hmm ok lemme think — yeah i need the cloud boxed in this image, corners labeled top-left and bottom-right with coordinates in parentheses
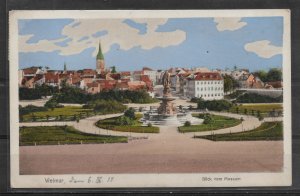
top-left (244, 40), bottom-right (282, 58)
top-left (214, 17), bottom-right (247, 31)
top-left (19, 19), bottom-right (186, 57)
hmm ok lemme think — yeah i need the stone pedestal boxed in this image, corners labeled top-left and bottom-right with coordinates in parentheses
top-left (157, 98), bottom-right (177, 116)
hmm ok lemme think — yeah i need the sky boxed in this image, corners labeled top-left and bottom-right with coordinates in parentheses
top-left (18, 17), bottom-right (283, 72)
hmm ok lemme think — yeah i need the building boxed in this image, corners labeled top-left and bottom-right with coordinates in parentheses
top-left (185, 72), bottom-right (224, 100)
top-left (44, 72), bottom-right (60, 87)
top-left (86, 82), bottom-right (101, 94)
top-left (238, 74), bottom-right (264, 89)
top-left (132, 71), bottom-right (142, 81)
top-left (142, 67), bottom-right (157, 85)
top-left (96, 42), bottom-right (105, 74)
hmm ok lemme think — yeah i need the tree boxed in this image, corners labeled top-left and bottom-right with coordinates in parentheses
top-left (254, 70), bottom-right (268, 82)
top-left (236, 107), bottom-right (239, 114)
top-left (267, 68), bottom-right (282, 82)
top-left (111, 66), bottom-right (117, 73)
top-left (224, 75), bottom-right (239, 94)
top-left (224, 75), bottom-right (233, 93)
top-left (254, 68), bottom-right (282, 82)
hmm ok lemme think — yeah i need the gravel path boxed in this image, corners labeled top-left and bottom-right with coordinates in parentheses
top-left (20, 126), bottom-right (283, 174)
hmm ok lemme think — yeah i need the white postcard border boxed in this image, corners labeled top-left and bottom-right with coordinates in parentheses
top-left (9, 9), bottom-right (291, 188)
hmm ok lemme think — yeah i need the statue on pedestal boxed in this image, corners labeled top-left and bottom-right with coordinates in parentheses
top-left (158, 71), bottom-right (176, 115)
top-left (162, 71), bottom-right (171, 96)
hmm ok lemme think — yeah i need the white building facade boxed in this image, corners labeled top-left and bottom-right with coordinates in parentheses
top-left (142, 67), bottom-right (157, 85)
top-left (185, 72), bottom-right (224, 100)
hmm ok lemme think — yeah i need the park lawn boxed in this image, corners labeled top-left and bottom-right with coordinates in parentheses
top-left (19, 126), bottom-right (127, 146)
top-left (232, 103), bottom-right (282, 112)
top-left (178, 114), bottom-right (241, 133)
top-left (22, 106), bottom-right (92, 121)
top-left (96, 114), bottom-right (159, 133)
top-left (196, 121), bottom-right (283, 141)
top-left (228, 103), bottom-right (283, 117)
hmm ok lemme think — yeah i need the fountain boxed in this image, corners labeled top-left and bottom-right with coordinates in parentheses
top-left (141, 71), bottom-right (203, 126)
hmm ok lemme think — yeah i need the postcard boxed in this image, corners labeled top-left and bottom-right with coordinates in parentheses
top-left (9, 9), bottom-right (291, 188)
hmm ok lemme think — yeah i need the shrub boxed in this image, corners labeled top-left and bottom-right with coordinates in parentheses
top-left (197, 99), bottom-right (233, 111)
top-left (236, 93), bottom-right (283, 103)
top-left (44, 98), bottom-right (59, 110)
top-left (85, 100), bottom-right (127, 114)
top-left (93, 89), bottom-right (157, 103)
top-left (116, 116), bottom-right (134, 126)
top-left (19, 87), bottom-right (42, 100)
top-left (148, 123), bottom-right (153, 127)
top-left (258, 116), bottom-right (264, 121)
top-left (19, 105), bottom-right (48, 116)
top-left (203, 114), bottom-right (213, 124)
top-left (184, 121), bottom-right (191, 127)
top-left (124, 107), bottom-right (136, 119)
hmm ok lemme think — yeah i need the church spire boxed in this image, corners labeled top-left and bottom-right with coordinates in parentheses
top-left (63, 62), bottom-right (67, 71)
top-left (96, 41), bottom-right (104, 60)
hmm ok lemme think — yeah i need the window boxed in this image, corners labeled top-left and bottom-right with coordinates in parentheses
top-left (201, 88), bottom-right (203, 91)
top-left (208, 94), bottom-right (210, 97)
top-left (204, 94), bottom-right (206, 97)
top-left (204, 82), bottom-right (206, 84)
top-left (201, 82), bottom-right (203, 84)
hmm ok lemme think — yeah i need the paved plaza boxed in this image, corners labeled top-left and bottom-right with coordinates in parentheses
top-left (20, 118), bottom-right (283, 175)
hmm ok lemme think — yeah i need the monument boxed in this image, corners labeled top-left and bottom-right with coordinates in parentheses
top-left (140, 71), bottom-right (203, 126)
top-left (157, 71), bottom-right (177, 116)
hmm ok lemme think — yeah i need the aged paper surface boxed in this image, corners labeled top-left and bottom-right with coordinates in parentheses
top-left (10, 10), bottom-right (291, 188)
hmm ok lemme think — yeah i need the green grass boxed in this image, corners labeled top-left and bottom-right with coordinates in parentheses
top-left (178, 114), bottom-right (241, 133)
top-left (96, 114), bottom-right (159, 133)
top-left (229, 103), bottom-right (283, 117)
top-left (22, 106), bottom-right (93, 121)
top-left (196, 121), bottom-right (283, 141)
top-left (19, 126), bottom-right (127, 146)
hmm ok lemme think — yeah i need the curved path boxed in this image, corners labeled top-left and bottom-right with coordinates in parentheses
top-left (184, 112), bottom-right (261, 137)
top-left (20, 111), bottom-right (282, 140)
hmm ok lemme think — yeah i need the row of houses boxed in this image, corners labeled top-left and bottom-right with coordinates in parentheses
top-left (167, 67), bottom-right (282, 100)
top-left (18, 66), bottom-right (155, 96)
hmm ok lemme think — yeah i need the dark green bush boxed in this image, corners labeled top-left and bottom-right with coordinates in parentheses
top-left (197, 99), bottom-right (233, 111)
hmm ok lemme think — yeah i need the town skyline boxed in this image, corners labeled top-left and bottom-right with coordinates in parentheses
top-left (18, 17), bottom-right (283, 72)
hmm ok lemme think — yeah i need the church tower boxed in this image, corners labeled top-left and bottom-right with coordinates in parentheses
top-left (63, 62), bottom-right (67, 71)
top-left (96, 42), bottom-right (105, 74)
